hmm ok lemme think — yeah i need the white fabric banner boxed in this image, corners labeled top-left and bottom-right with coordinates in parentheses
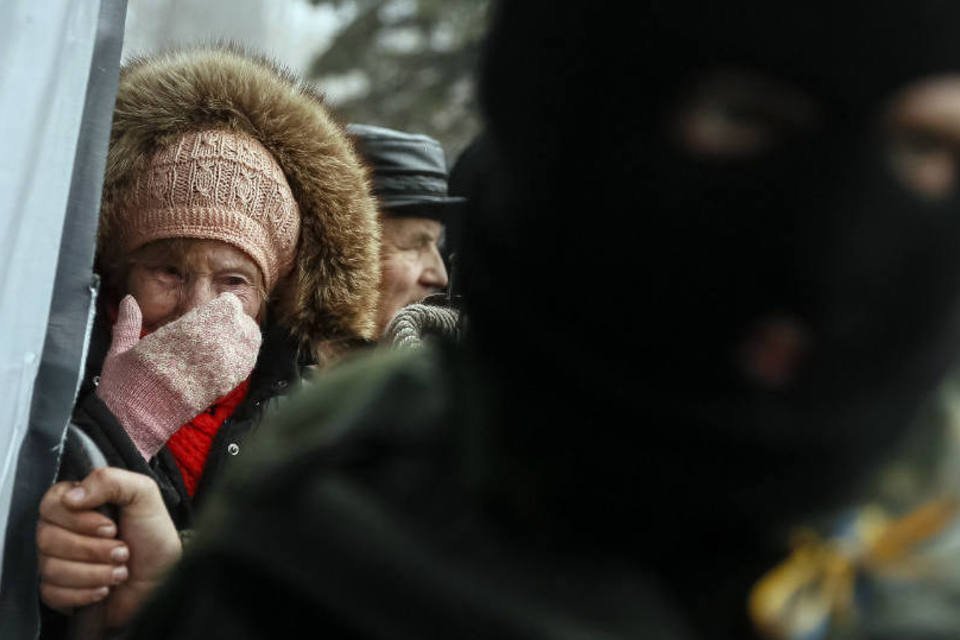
top-left (0, 0), bottom-right (103, 580)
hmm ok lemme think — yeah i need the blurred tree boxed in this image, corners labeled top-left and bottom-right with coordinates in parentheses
top-left (305, 0), bottom-right (489, 161)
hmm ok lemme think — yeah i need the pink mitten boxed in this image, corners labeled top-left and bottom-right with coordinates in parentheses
top-left (96, 293), bottom-right (262, 460)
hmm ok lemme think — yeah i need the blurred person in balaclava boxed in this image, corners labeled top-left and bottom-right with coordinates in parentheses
top-left (49, 2), bottom-right (960, 639)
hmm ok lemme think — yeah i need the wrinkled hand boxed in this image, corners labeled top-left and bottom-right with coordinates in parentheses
top-left (37, 467), bottom-right (181, 629)
top-left (97, 293), bottom-right (262, 459)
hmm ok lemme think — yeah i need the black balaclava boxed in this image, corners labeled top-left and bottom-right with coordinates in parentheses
top-left (462, 0), bottom-right (960, 595)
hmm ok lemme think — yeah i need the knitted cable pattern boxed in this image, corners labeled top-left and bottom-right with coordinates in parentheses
top-left (383, 303), bottom-right (461, 349)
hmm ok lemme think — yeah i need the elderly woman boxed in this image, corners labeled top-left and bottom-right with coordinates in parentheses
top-left (35, 46), bottom-right (379, 630)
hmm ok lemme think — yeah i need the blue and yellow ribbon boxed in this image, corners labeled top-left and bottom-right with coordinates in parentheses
top-left (748, 498), bottom-right (959, 640)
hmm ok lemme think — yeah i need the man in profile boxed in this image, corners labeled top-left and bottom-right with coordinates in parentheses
top-left (347, 124), bottom-right (464, 338)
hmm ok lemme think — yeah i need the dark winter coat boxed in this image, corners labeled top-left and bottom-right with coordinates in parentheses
top-left (122, 345), bottom-right (696, 640)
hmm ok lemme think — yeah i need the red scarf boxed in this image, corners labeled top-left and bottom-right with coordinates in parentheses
top-left (166, 379), bottom-right (250, 496)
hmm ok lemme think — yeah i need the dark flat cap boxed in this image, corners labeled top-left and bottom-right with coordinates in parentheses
top-left (347, 123), bottom-right (465, 221)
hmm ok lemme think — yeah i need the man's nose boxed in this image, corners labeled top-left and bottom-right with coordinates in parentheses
top-left (420, 247), bottom-right (449, 290)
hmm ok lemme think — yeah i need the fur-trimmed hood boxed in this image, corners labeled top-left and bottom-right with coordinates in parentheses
top-left (98, 45), bottom-right (381, 360)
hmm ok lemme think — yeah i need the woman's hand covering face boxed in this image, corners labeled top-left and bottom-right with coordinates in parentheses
top-left (96, 293), bottom-right (262, 460)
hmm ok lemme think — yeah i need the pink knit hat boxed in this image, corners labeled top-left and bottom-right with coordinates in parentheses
top-left (117, 128), bottom-right (301, 290)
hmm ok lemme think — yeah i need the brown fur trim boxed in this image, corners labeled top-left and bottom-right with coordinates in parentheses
top-left (99, 44), bottom-right (381, 359)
